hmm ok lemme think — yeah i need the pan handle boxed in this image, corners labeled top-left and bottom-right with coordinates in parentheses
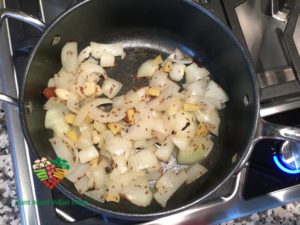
top-left (234, 119), bottom-right (300, 175)
top-left (0, 9), bottom-right (46, 106)
top-left (260, 119), bottom-right (300, 141)
top-left (0, 94), bottom-right (18, 106)
top-left (0, 8), bottom-right (46, 31)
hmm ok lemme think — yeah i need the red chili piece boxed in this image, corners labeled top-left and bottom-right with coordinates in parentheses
top-left (42, 87), bottom-right (56, 99)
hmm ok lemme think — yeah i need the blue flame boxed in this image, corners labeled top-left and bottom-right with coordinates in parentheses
top-left (273, 155), bottom-right (300, 174)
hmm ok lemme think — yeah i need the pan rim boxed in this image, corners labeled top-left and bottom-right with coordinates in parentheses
top-left (19, 0), bottom-right (260, 220)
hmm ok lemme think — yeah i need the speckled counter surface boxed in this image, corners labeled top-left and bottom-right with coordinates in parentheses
top-left (0, 111), bottom-right (20, 225)
top-left (0, 110), bottom-right (300, 225)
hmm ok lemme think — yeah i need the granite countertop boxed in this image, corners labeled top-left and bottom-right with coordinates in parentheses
top-left (0, 110), bottom-right (300, 225)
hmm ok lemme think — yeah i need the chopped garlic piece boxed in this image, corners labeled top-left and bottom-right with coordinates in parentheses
top-left (163, 60), bottom-right (172, 72)
top-left (147, 87), bottom-right (160, 97)
top-left (183, 103), bottom-right (199, 112)
top-left (107, 123), bottom-right (122, 135)
top-left (84, 115), bottom-right (94, 124)
top-left (196, 122), bottom-right (208, 136)
top-left (105, 193), bottom-right (120, 202)
top-left (67, 129), bottom-right (79, 143)
top-left (92, 130), bottom-right (102, 144)
top-left (64, 113), bottom-right (76, 124)
top-left (89, 157), bottom-right (99, 168)
top-left (152, 55), bottom-right (163, 65)
top-left (126, 109), bottom-right (135, 124)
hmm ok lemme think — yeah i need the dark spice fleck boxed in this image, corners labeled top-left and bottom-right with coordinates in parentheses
top-left (181, 122), bottom-right (190, 131)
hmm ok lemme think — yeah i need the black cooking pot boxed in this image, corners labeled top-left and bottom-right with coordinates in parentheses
top-left (1, 0), bottom-right (299, 221)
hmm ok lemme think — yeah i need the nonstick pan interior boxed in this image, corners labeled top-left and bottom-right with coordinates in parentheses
top-left (20, 0), bottom-right (259, 218)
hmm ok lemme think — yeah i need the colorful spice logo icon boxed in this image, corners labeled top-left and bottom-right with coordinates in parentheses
top-left (32, 157), bottom-right (70, 190)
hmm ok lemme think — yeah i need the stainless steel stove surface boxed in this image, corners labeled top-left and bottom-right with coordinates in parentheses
top-left (1, 0), bottom-right (300, 224)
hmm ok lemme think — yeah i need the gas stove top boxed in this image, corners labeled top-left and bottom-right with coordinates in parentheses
top-left (1, 0), bottom-right (300, 224)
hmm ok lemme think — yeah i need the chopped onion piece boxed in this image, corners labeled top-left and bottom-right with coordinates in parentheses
top-left (117, 171), bottom-right (146, 186)
top-left (185, 63), bottom-right (210, 83)
top-left (100, 52), bottom-right (115, 67)
top-left (43, 98), bottom-right (63, 111)
top-left (154, 170), bottom-right (187, 207)
top-left (90, 42), bottom-right (125, 58)
top-left (45, 108), bottom-right (70, 137)
top-left (205, 80), bottom-right (229, 103)
top-left (145, 163), bottom-right (163, 181)
top-left (149, 71), bottom-right (169, 89)
top-left (150, 118), bottom-right (166, 134)
top-left (85, 167), bottom-right (95, 188)
top-left (198, 96), bottom-right (224, 110)
top-left (66, 163), bottom-right (89, 182)
top-left (78, 46), bottom-right (91, 64)
top-left (128, 149), bottom-right (158, 171)
top-left (112, 95), bottom-right (125, 109)
top-left (147, 95), bottom-right (172, 112)
top-left (162, 80), bottom-right (181, 97)
top-left (109, 168), bottom-right (121, 181)
top-left (76, 133), bottom-right (93, 149)
top-left (194, 108), bottom-right (220, 136)
top-left (73, 98), bottom-right (112, 126)
top-left (186, 163), bottom-right (208, 184)
top-left (66, 92), bottom-right (80, 113)
top-left (184, 78), bottom-right (209, 97)
top-left (84, 188), bottom-right (106, 203)
top-left (133, 139), bottom-right (156, 150)
top-left (78, 145), bottom-right (99, 164)
top-left (48, 78), bottom-right (55, 87)
top-left (107, 170), bottom-right (146, 197)
top-left (104, 136), bottom-right (132, 156)
top-left (121, 176), bottom-right (152, 207)
top-left (49, 137), bottom-right (74, 167)
top-left (55, 88), bottom-right (69, 100)
top-left (169, 63), bottom-right (186, 81)
top-left (92, 165), bottom-right (108, 189)
top-left (137, 59), bottom-right (159, 78)
top-left (74, 176), bottom-right (89, 194)
top-left (122, 122), bottom-right (152, 141)
top-left (83, 81), bottom-right (96, 96)
top-left (167, 97), bottom-right (183, 117)
top-left (112, 155), bottom-right (128, 174)
top-left (102, 78), bottom-right (123, 98)
top-left (155, 137), bottom-right (174, 162)
top-left (105, 183), bottom-right (121, 203)
top-left (113, 90), bottom-right (141, 110)
top-left (124, 90), bottom-right (141, 108)
top-left (54, 70), bottom-right (76, 90)
top-left (173, 111), bottom-right (196, 139)
top-left (177, 136), bottom-right (213, 164)
top-left (85, 57), bottom-right (99, 65)
top-left (171, 136), bottom-right (191, 151)
top-left (92, 121), bottom-right (107, 134)
top-left (80, 61), bottom-right (106, 80)
top-left (61, 42), bottom-right (78, 73)
top-left (168, 48), bottom-right (193, 64)
top-left (89, 107), bottom-right (126, 123)
top-left (135, 87), bottom-right (149, 101)
top-left (185, 91), bottom-right (202, 104)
